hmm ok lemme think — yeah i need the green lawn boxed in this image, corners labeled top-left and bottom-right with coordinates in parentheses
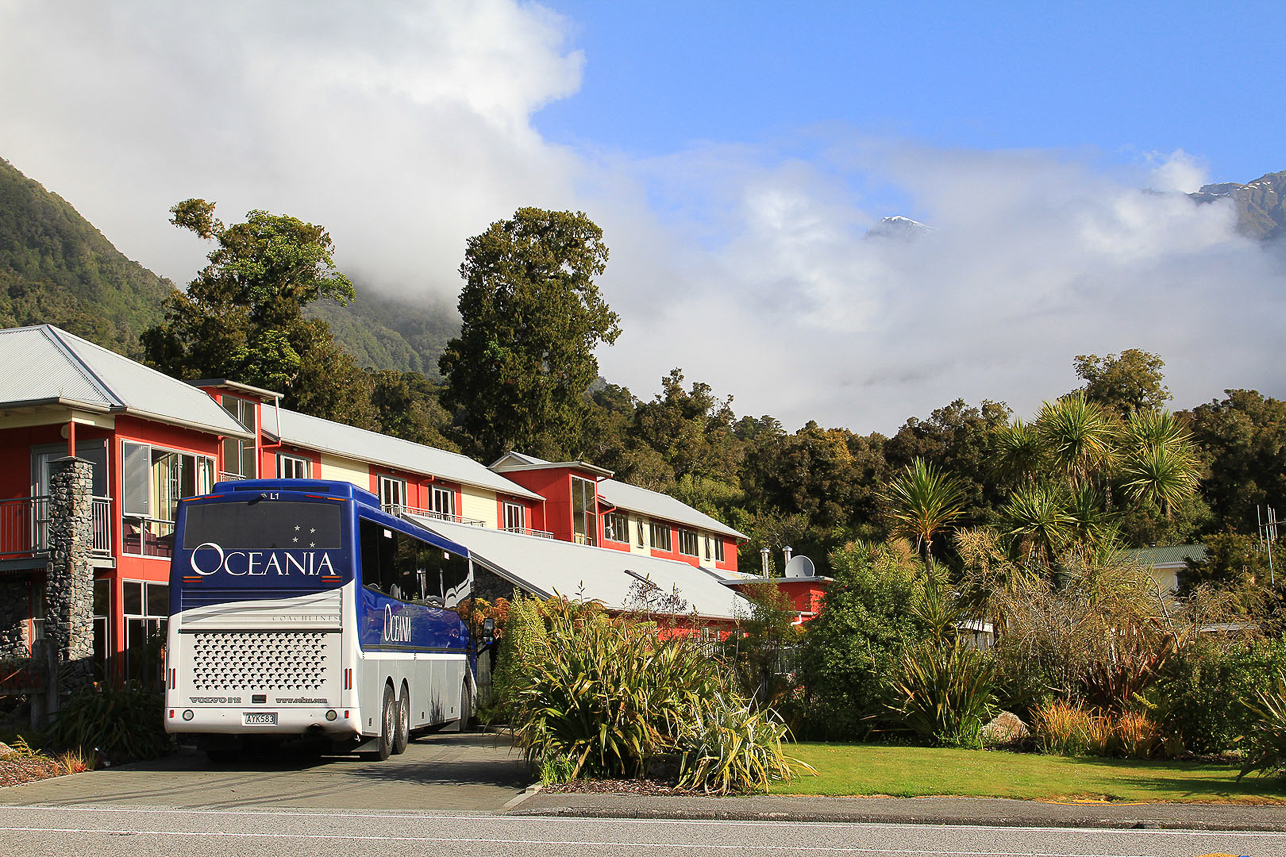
top-left (770, 743), bottom-right (1286, 803)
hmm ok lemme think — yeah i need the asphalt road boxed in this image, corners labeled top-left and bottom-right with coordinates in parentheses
top-left (1, 806), bottom-right (1283, 857)
top-left (0, 732), bottom-right (531, 811)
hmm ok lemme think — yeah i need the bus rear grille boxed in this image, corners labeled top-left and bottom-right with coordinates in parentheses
top-left (189, 631), bottom-right (330, 691)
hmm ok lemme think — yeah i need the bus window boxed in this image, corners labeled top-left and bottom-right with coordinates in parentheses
top-left (358, 518), bottom-right (470, 607)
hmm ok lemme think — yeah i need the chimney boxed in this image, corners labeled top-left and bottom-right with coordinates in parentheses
top-left (783, 546), bottom-right (793, 567)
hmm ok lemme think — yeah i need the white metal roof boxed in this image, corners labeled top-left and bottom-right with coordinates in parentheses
top-left (263, 403), bottom-right (543, 502)
top-left (0, 325), bottom-right (253, 438)
top-left (407, 515), bottom-right (750, 620)
top-left (597, 478), bottom-right (748, 540)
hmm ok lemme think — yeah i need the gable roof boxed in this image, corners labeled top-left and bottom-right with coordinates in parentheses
top-left (597, 478), bottom-right (748, 541)
top-left (263, 403), bottom-right (543, 502)
top-left (491, 451), bottom-right (747, 541)
top-left (0, 324), bottom-right (253, 438)
top-left (406, 514), bottom-right (749, 620)
top-left (490, 450), bottom-right (613, 478)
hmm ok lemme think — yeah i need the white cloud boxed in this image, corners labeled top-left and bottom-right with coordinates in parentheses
top-left (1, 1), bottom-right (1283, 436)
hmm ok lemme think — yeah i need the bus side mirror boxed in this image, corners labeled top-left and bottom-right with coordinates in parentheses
top-left (482, 617), bottom-right (495, 645)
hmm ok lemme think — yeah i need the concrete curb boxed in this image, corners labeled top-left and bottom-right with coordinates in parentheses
top-left (507, 793), bottom-right (1286, 832)
top-left (499, 782), bottom-right (543, 811)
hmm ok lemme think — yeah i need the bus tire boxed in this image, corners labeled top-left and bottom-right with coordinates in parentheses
top-left (362, 683), bottom-right (396, 761)
top-left (455, 680), bottom-right (472, 733)
top-left (391, 685), bottom-right (410, 756)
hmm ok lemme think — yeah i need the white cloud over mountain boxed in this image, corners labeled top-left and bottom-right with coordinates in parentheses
top-left (1, 0), bottom-right (1283, 434)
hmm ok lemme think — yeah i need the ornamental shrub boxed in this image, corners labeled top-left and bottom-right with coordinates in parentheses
top-left (1153, 635), bottom-right (1286, 755)
top-left (799, 540), bottom-right (934, 739)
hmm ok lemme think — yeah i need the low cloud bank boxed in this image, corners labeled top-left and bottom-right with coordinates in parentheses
top-left (1, 1), bottom-right (1281, 433)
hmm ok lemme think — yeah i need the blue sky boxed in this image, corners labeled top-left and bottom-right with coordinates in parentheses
top-left (538, 1), bottom-right (1283, 185)
top-left (1, 1), bottom-right (1284, 433)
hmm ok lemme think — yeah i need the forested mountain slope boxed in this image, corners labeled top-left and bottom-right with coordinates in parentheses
top-left (0, 158), bottom-right (172, 358)
top-left (0, 156), bottom-right (458, 373)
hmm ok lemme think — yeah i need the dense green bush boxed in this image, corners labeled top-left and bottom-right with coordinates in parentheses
top-left (45, 682), bottom-right (170, 763)
top-left (883, 641), bottom-right (997, 749)
top-left (1153, 635), bottom-right (1286, 755)
top-left (799, 540), bottom-right (933, 739)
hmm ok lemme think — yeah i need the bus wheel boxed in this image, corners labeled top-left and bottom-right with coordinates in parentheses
top-left (391, 687), bottom-right (410, 755)
top-left (455, 680), bottom-right (472, 733)
top-left (362, 684), bottom-right (396, 761)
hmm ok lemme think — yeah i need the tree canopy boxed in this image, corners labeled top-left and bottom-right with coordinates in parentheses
top-left (439, 208), bottom-right (621, 461)
top-left (142, 199), bottom-right (376, 427)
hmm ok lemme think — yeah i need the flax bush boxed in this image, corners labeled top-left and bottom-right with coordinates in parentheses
top-left (508, 602), bottom-right (808, 793)
top-left (45, 682), bottom-right (170, 763)
top-left (882, 641), bottom-right (997, 749)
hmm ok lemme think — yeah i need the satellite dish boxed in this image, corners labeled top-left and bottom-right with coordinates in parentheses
top-left (784, 556), bottom-right (815, 579)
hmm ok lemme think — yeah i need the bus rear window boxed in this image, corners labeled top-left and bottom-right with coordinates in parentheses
top-left (182, 501), bottom-right (343, 550)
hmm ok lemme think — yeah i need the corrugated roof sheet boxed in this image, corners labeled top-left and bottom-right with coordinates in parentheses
top-left (0, 325), bottom-right (252, 438)
top-left (598, 478), bottom-right (748, 540)
top-left (263, 403), bottom-right (543, 501)
top-left (407, 515), bottom-right (749, 620)
top-left (1123, 544), bottom-right (1207, 566)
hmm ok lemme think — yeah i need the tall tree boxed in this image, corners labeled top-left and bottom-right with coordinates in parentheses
top-left (1184, 389), bottom-right (1286, 533)
top-left (439, 208), bottom-right (620, 461)
top-left (1073, 349), bottom-right (1170, 418)
top-left (141, 199), bottom-right (376, 426)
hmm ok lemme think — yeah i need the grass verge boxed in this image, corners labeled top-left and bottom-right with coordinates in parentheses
top-left (769, 743), bottom-right (1286, 803)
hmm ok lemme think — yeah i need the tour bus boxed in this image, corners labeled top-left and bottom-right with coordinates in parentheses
top-left (163, 479), bottom-right (479, 761)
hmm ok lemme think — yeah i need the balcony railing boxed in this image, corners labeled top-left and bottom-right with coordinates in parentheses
top-left (502, 526), bottom-right (555, 539)
top-left (385, 503), bottom-right (485, 527)
top-left (0, 496), bottom-right (112, 560)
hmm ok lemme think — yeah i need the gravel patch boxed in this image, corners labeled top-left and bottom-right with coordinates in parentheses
top-left (0, 757), bottom-right (65, 789)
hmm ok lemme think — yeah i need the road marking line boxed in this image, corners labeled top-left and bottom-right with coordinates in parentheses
top-left (0, 826), bottom-right (1159, 855)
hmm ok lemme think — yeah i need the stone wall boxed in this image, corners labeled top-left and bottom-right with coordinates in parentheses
top-left (0, 579), bottom-right (30, 660)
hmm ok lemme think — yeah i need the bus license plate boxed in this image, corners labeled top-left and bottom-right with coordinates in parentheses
top-left (243, 712), bottom-right (277, 726)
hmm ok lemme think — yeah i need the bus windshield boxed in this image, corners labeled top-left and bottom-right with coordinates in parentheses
top-left (183, 501), bottom-right (343, 550)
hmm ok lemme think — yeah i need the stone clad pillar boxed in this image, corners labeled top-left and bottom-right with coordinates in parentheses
top-left (45, 456), bottom-right (95, 707)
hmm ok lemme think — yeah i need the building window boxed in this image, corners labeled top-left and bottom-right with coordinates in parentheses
top-left (277, 454), bottom-right (310, 479)
top-left (122, 442), bottom-right (213, 558)
top-left (123, 580), bottom-right (168, 685)
top-left (649, 521), bottom-right (671, 552)
top-left (604, 512), bottom-right (629, 543)
top-left (503, 502), bottom-right (525, 531)
top-left (378, 476), bottom-right (407, 513)
top-left (636, 519), bottom-right (646, 548)
top-left (704, 535), bottom-right (712, 561)
top-left (678, 528), bottom-right (699, 557)
top-left (571, 476), bottom-right (596, 546)
top-left (431, 485), bottom-right (456, 519)
top-left (219, 396), bottom-right (256, 480)
top-left (93, 578), bottom-right (109, 679)
top-left (715, 538), bottom-right (725, 563)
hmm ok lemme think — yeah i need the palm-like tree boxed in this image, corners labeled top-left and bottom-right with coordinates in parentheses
top-left (999, 482), bottom-right (1076, 569)
top-left (993, 418), bottom-right (1044, 485)
top-left (881, 457), bottom-right (969, 566)
top-left (1036, 393), bottom-right (1118, 490)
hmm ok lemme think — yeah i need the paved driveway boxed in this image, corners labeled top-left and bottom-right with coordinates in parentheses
top-left (0, 732), bottom-right (531, 812)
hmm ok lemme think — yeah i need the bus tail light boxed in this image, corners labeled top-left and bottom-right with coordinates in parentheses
top-left (168, 710), bottom-right (174, 719)
top-left (168, 668), bottom-right (177, 690)
top-left (344, 668), bottom-right (353, 690)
